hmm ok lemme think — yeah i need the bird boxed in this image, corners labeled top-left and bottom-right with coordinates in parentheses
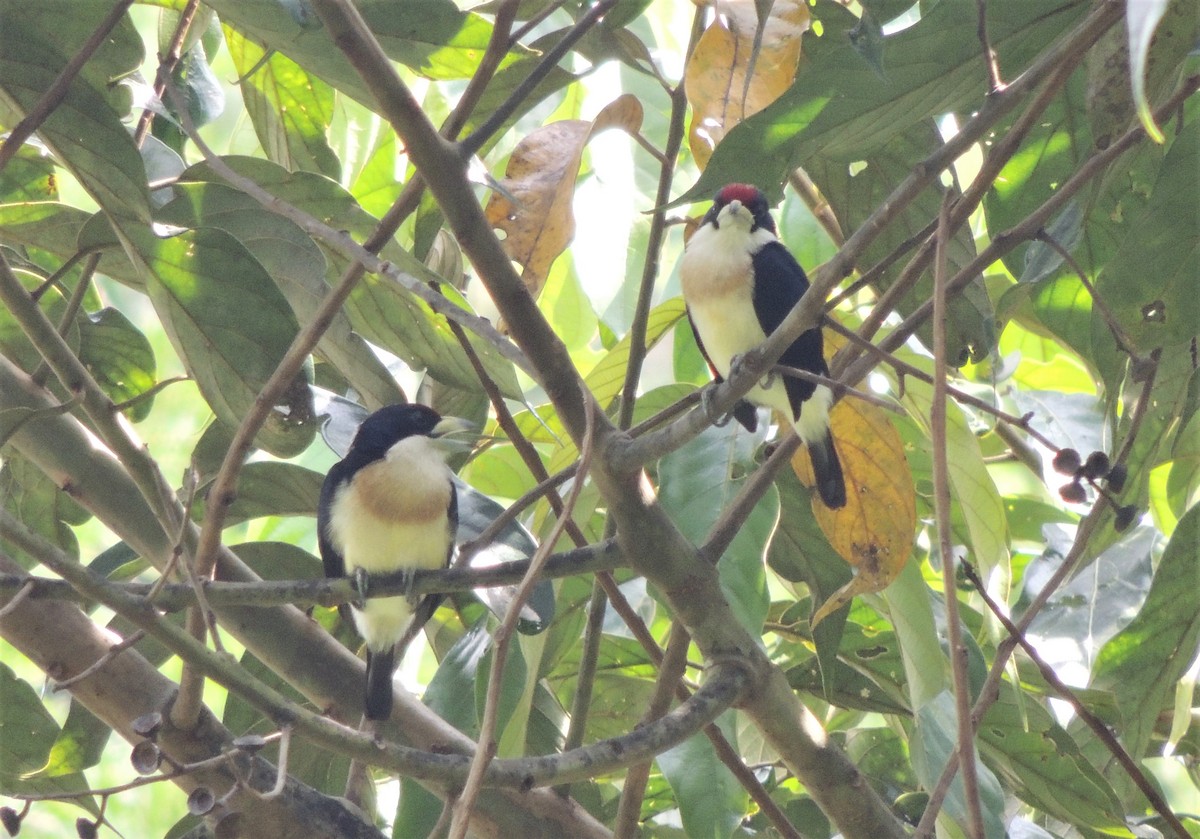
top-left (317, 404), bottom-right (473, 720)
top-left (680, 182), bottom-right (846, 509)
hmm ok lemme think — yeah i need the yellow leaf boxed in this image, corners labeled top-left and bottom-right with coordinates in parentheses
top-left (684, 0), bottom-right (809, 169)
top-left (484, 94), bottom-right (643, 300)
top-left (793, 389), bottom-right (916, 627)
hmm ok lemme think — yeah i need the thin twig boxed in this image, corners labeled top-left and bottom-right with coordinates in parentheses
top-left (133, 0), bottom-right (202, 145)
top-left (961, 562), bottom-right (1189, 837)
top-left (6, 732), bottom-right (280, 802)
top-left (930, 193), bottom-right (984, 839)
top-left (773, 364), bottom-right (901, 413)
top-left (258, 726), bottom-right (292, 800)
top-left (448, 395), bottom-right (597, 838)
top-left (0, 578), bottom-right (35, 619)
top-left (0, 0), bottom-right (136, 171)
top-left (31, 253), bottom-right (98, 386)
top-left (559, 577), bottom-right (609, 775)
top-left (835, 21), bottom-right (1092, 378)
top-left (788, 169), bottom-right (844, 246)
top-left (614, 622), bottom-right (692, 838)
top-left (1034, 228), bottom-right (1138, 355)
top-left (616, 4), bottom-right (705, 431)
top-left (915, 351), bottom-right (1162, 836)
top-left (109, 376), bottom-right (190, 414)
top-left (825, 320), bottom-right (1063, 452)
top-left (53, 630), bottom-right (146, 690)
top-left (169, 87), bottom-right (387, 583)
top-left (0, 543), bottom-right (621, 610)
top-left (460, 0), bottom-right (620, 158)
top-left (701, 434), bottom-right (801, 565)
top-left (856, 77), bottom-right (1200, 388)
top-left (975, 0), bottom-right (1005, 94)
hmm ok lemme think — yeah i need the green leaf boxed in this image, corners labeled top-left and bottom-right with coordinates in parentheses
top-left (0, 146), bottom-right (59, 201)
top-left (474, 636), bottom-right (529, 753)
top-left (178, 157), bottom-right (520, 398)
top-left (1023, 525), bottom-right (1155, 675)
top-left (222, 651), bottom-right (350, 797)
top-left (229, 541), bottom-right (322, 581)
top-left (424, 619), bottom-right (491, 739)
top-left (977, 690), bottom-right (1126, 830)
top-left (0, 9), bottom-right (149, 224)
top-left (37, 701), bottom-right (111, 779)
top-left (224, 28), bottom-right (340, 180)
top-left (657, 713), bottom-right (746, 839)
top-left (1126, 0), bottom-right (1171, 143)
top-left (0, 663), bottom-right (93, 806)
top-left (901, 372), bottom-right (1010, 581)
top-left (584, 297), bottom-right (687, 410)
top-left (768, 468), bottom-right (852, 699)
top-left (911, 691), bottom-right (1007, 839)
top-left (1091, 502), bottom-right (1200, 759)
top-left (985, 74), bottom-right (1089, 278)
top-left (658, 422), bottom-right (777, 635)
top-left (78, 307), bottom-right (157, 422)
top-left (0, 455), bottom-right (87, 570)
top-left (120, 224), bottom-right (314, 457)
top-left (881, 560), bottom-right (944, 710)
top-left (205, 0), bottom-right (526, 105)
top-left (157, 181), bottom-right (404, 410)
top-left (193, 462), bottom-right (323, 526)
top-left (684, 0), bottom-right (1088, 202)
top-left (1095, 119), bottom-right (1200, 351)
top-left (807, 120), bottom-right (994, 365)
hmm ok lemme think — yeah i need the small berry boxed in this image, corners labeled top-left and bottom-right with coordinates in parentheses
top-left (1, 806), bottom-right (22, 836)
top-left (75, 819), bottom-right (97, 839)
top-left (1082, 451), bottom-right (1111, 480)
top-left (1106, 463), bottom-right (1127, 494)
top-left (1113, 504), bottom-right (1138, 532)
top-left (1059, 480), bottom-right (1087, 504)
top-left (1052, 448), bottom-right (1082, 475)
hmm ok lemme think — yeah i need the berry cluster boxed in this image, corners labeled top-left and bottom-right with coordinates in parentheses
top-left (1052, 448), bottom-right (1137, 531)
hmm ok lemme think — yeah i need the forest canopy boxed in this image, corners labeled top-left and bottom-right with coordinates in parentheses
top-left (0, 1), bottom-right (1198, 838)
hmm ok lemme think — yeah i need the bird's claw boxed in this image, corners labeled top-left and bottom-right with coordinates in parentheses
top-left (352, 567), bottom-right (369, 610)
top-left (730, 351), bottom-right (775, 389)
top-left (700, 385), bottom-right (733, 428)
top-left (401, 569), bottom-right (420, 608)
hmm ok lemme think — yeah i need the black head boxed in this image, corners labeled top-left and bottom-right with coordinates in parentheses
top-left (704, 183), bottom-right (776, 234)
top-left (347, 403), bottom-right (444, 462)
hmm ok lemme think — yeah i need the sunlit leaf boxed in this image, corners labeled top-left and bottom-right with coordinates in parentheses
top-left (684, 0), bottom-right (809, 169)
top-left (1092, 502), bottom-right (1200, 759)
top-left (225, 28), bottom-right (340, 180)
top-left (485, 94), bottom-right (644, 300)
top-left (797, 334), bottom-right (916, 623)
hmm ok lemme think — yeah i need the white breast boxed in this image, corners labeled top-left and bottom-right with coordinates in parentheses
top-left (327, 436), bottom-right (454, 649)
top-left (681, 221), bottom-right (795, 420)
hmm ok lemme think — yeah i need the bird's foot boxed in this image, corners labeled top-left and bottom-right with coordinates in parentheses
top-left (400, 569), bottom-right (420, 608)
top-left (700, 384), bottom-right (733, 428)
top-left (730, 351), bottom-right (775, 389)
top-left (351, 567), bottom-right (369, 610)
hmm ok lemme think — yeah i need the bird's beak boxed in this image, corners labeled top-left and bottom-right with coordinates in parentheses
top-left (430, 416), bottom-right (480, 455)
top-left (720, 199), bottom-right (746, 223)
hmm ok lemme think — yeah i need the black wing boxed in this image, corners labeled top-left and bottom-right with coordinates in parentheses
top-left (317, 459), bottom-right (351, 580)
top-left (686, 306), bottom-right (760, 433)
top-left (749, 241), bottom-right (828, 420)
top-left (445, 478), bottom-right (458, 567)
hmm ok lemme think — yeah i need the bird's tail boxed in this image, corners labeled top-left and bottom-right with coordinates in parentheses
top-left (364, 646), bottom-right (396, 721)
top-left (808, 430), bottom-right (846, 509)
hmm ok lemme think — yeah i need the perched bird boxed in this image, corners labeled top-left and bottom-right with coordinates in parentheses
top-left (318, 404), bottom-right (473, 720)
top-left (680, 183), bottom-right (846, 509)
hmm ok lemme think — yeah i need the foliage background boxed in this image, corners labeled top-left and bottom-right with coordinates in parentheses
top-left (0, 0), bottom-right (1197, 838)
